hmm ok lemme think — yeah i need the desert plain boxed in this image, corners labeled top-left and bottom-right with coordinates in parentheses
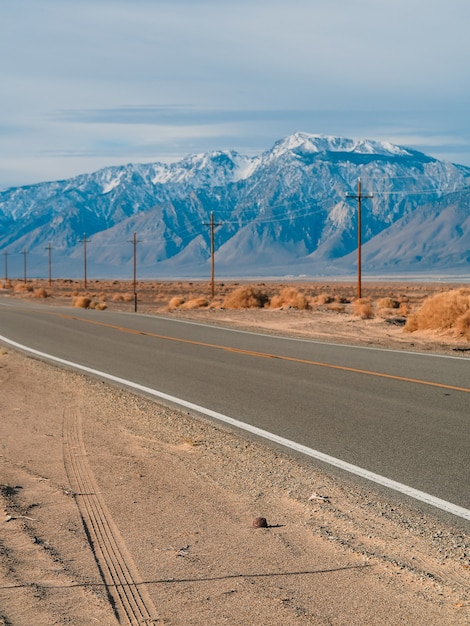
top-left (0, 278), bottom-right (469, 625)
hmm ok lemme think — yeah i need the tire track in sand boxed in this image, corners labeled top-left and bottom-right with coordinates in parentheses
top-left (63, 407), bottom-right (158, 625)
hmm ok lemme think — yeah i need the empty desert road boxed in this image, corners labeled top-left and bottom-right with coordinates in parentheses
top-left (1, 297), bottom-right (469, 525)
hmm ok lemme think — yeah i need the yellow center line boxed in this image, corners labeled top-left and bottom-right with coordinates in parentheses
top-left (55, 312), bottom-right (470, 394)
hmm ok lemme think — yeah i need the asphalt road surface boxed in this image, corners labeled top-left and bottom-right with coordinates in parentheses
top-left (1, 297), bottom-right (469, 525)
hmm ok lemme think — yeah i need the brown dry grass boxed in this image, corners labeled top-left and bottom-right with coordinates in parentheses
top-left (314, 292), bottom-right (335, 305)
top-left (405, 288), bottom-right (470, 339)
top-left (352, 298), bottom-right (374, 319)
top-left (167, 295), bottom-right (186, 309)
top-left (456, 310), bottom-right (470, 338)
top-left (397, 302), bottom-right (411, 315)
top-left (222, 285), bottom-right (270, 309)
top-left (269, 287), bottom-right (310, 309)
top-left (72, 296), bottom-right (92, 309)
top-left (13, 282), bottom-right (33, 293)
top-left (72, 295), bottom-right (107, 310)
top-left (326, 302), bottom-right (346, 313)
top-left (33, 287), bottom-right (49, 298)
top-left (376, 297), bottom-right (400, 309)
top-left (90, 301), bottom-right (108, 310)
top-left (111, 292), bottom-right (134, 302)
top-left (180, 297), bottom-right (210, 309)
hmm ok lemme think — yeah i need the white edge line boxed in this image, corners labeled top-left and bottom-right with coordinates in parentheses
top-left (2, 333), bottom-right (469, 523)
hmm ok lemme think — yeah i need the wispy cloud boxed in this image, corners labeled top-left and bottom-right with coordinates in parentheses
top-left (58, 106), bottom-right (314, 126)
top-left (1, 0), bottom-right (470, 185)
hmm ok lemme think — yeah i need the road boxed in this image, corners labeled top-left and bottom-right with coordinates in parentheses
top-left (1, 296), bottom-right (469, 524)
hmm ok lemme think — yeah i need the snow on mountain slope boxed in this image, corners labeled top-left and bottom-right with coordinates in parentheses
top-left (0, 133), bottom-right (469, 278)
top-left (271, 132), bottom-right (414, 158)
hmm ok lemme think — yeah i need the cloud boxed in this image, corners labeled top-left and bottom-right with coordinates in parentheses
top-left (1, 0), bottom-right (470, 186)
top-left (58, 107), bottom-right (294, 125)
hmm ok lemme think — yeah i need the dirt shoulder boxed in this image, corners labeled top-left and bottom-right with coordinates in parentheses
top-left (0, 337), bottom-right (469, 624)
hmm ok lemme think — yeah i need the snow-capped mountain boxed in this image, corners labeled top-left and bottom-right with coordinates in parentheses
top-left (1, 132), bottom-right (469, 279)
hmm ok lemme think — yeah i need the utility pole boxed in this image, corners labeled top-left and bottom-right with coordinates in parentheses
top-left (127, 232), bottom-right (141, 312)
top-left (80, 233), bottom-right (91, 290)
top-left (45, 243), bottom-right (53, 286)
top-left (203, 212), bottom-right (222, 297)
top-left (22, 248), bottom-right (28, 283)
top-left (346, 178), bottom-right (373, 299)
top-left (3, 251), bottom-right (8, 281)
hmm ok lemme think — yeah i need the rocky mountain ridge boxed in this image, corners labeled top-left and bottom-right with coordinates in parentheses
top-left (1, 132), bottom-right (469, 278)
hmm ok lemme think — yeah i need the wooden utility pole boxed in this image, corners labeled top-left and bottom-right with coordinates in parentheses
top-left (346, 179), bottom-right (373, 299)
top-left (22, 248), bottom-right (28, 283)
top-left (45, 243), bottom-right (53, 286)
top-left (203, 212), bottom-right (222, 297)
top-left (128, 232), bottom-right (141, 312)
top-left (3, 251), bottom-right (8, 281)
top-left (80, 233), bottom-right (91, 290)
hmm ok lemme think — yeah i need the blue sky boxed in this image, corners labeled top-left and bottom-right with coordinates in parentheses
top-left (1, 0), bottom-right (470, 187)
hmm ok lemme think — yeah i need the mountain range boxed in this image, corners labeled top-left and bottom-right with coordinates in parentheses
top-left (1, 132), bottom-right (469, 280)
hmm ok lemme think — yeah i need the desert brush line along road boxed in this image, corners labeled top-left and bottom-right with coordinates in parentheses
top-left (0, 297), bottom-right (469, 527)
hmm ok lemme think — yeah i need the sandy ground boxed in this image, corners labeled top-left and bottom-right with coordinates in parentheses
top-left (0, 281), bottom-right (469, 625)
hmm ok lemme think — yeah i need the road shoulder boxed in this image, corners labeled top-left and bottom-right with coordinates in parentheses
top-left (0, 349), bottom-right (468, 625)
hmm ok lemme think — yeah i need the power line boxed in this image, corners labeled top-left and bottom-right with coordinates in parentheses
top-left (110, 182), bottom-right (468, 245)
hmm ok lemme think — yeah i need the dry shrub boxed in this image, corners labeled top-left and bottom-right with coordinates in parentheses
top-left (223, 286), bottom-right (269, 309)
top-left (72, 296), bottom-right (92, 309)
top-left (376, 297), bottom-right (400, 309)
top-left (14, 282), bottom-right (33, 293)
top-left (456, 310), bottom-right (470, 339)
top-left (315, 293), bottom-right (335, 305)
top-left (326, 302), bottom-right (346, 313)
top-left (270, 287), bottom-right (309, 310)
top-left (404, 288), bottom-right (470, 338)
top-left (208, 298), bottom-right (224, 309)
top-left (352, 298), bottom-right (374, 319)
top-left (89, 301), bottom-right (107, 310)
top-left (33, 287), bottom-right (49, 298)
top-left (1, 280), bottom-right (12, 289)
top-left (180, 297), bottom-right (209, 310)
top-left (111, 292), bottom-right (134, 302)
top-left (398, 302), bottom-right (411, 315)
top-left (168, 296), bottom-right (185, 309)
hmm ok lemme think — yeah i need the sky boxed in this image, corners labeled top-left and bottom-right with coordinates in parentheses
top-left (1, 0), bottom-right (470, 188)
